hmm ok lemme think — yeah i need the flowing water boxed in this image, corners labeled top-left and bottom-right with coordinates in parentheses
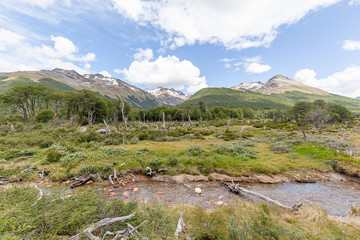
top-left (106, 176), bottom-right (360, 216)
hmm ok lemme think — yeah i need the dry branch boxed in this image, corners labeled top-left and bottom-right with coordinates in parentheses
top-left (69, 213), bottom-right (146, 240)
top-left (225, 181), bottom-right (302, 211)
top-left (71, 174), bottom-right (99, 189)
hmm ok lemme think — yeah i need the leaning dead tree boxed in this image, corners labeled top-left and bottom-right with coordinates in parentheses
top-left (96, 120), bottom-right (111, 134)
top-left (225, 181), bottom-right (302, 211)
top-left (69, 213), bottom-right (146, 240)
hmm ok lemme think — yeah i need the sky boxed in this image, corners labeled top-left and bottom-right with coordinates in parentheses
top-left (0, 0), bottom-right (360, 97)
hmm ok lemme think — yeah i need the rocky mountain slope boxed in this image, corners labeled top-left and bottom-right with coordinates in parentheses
top-left (145, 87), bottom-right (189, 106)
top-left (232, 75), bottom-right (329, 95)
top-left (0, 69), bottom-right (162, 109)
top-left (232, 81), bottom-right (263, 91)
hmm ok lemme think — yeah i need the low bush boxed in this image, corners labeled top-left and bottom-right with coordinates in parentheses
top-left (46, 150), bottom-right (63, 163)
top-left (216, 142), bottom-right (257, 159)
top-left (148, 158), bottom-right (163, 170)
top-left (187, 145), bottom-right (204, 156)
top-left (60, 152), bottom-right (87, 165)
top-left (167, 156), bottom-right (178, 167)
top-left (270, 143), bottom-right (293, 153)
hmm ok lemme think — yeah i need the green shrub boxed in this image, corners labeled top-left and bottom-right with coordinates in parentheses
top-left (77, 165), bottom-right (98, 176)
top-left (1, 149), bottom-right (37, 160)
top-left (188, 145), bottom-right (203, 156)
top-left (60, 152), bottom-right (87, 165)
top-left (148, 158), bottom-right (163, 170)
top-left (138, 133), bottom-right (149, 140)
top-left (216, 142), bottom-right (257, 159)
top-left (46, 150), bottom-right (63, 163)
top-left (100, 146), bottom-right (126, 157)
top-left (223, 130), bottom-right (239, 141)
top-left (35, 110), bottom-right (54, 123)
top-left (167, 156), bottom-right (178, 167)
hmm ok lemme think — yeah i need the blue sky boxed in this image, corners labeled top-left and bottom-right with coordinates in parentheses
top-left (0, 0), bottom-right (360, 97)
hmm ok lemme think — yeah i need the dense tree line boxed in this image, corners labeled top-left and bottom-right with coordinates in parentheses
top-left (0, 84), bottom-right (354, 127)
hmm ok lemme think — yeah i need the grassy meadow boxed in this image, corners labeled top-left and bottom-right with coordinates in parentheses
top-left (1, 117), bottom-right (360, 239)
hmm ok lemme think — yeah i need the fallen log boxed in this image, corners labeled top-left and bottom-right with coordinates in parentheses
top-left (13, 155), bottom-right (35, 161)
top-left (69, 212), bottom-right (146, 240)
top-left (32, 184), bottom-right (43, 206)
top-left (71, 174), bottom-right (99, 189)
top-left (224, 181), bottom-right (302, 211)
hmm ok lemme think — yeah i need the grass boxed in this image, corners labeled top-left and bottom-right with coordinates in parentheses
top-left (0, 186), bottom-right (359, 239)
top-left (1, 121), bottom-right (360, 180)
top-left (1, 120), bottom-right (360, 238)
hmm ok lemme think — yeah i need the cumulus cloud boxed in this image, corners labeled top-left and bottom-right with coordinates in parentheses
top-left (0, 28), bottom-right (95, 74)
top-left (120, 55), bottom-right (207, 94)
top-left (112, 0), bottom-right (339, 50)
top-left (133, 48), bottom-right (153, 61)
top-left (294, 66), bottom-right (360, 97)
top-left (343, 40), bottom-right (360, 50)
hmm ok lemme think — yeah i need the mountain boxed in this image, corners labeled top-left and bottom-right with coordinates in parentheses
top-left (232, 74), bottom-right (328, 95)
top-left (145, 87), bottom-right (189, 106)
top-left (232, 81), bottom-right (263, 91)
top-left (0, 69), bottom-right (163, 109)
top-left (179, 75), bottom-right (360, 114)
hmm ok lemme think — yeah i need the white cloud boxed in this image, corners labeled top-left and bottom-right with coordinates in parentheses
top-left (342, 40), bottom-right (360, 50)
top-left (349, 0), bottom-right (360, 6)
top-left (219, 58), bottom-right (235, 63)
top-left (224, 55), bottom-right (271, 73)
top-left (99, 70), bottom-right (112, 77)
top-left (133, 48), bottom-right (153, 61)
top-left (0, 28), bottom-right (25, 51)
top-left (120, 55), bottom-right (207, 94)
top-left (294, 66), bottom-right (360, 97)
top-left (0, 28), bottom-right (95, 74)
top-left (112, 0), bottom-right (340, 50)
top-left (245, 62), bottom-right (272, 74)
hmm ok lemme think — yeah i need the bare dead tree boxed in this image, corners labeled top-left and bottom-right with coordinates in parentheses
top-left (120, 97), bottom-right (128, 131)
top-left (162, 112), bottom-right (166, 130)
top-left (188, 114), bottom-right (193, 126)
top-left (7, 121), bottom-right (16, 132)
top-left (227, 116), bottom-right (231, 131)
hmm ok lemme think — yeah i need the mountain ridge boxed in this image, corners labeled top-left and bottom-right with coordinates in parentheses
top-left (145, 87), bottom-right (189, 106)
top-left (0, 69), bottom-right (163, 109)
top-left (232, 74), bottom-right (329, 96)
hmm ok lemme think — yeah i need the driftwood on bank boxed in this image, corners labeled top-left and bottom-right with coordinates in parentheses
top-left (71, 174), bottom-right (100, 189)
top-left (69, 213), bottom-right (146, 240)
top-left (146, 166), bottom-right (168, 176)
top-left (225, 181), bottom-right (302, 211)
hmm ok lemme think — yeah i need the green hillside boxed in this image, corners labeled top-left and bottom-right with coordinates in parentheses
top-left (0, 77), bottom-right (159, 109)
top-left (178, 87), bottom-right (360, 114)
